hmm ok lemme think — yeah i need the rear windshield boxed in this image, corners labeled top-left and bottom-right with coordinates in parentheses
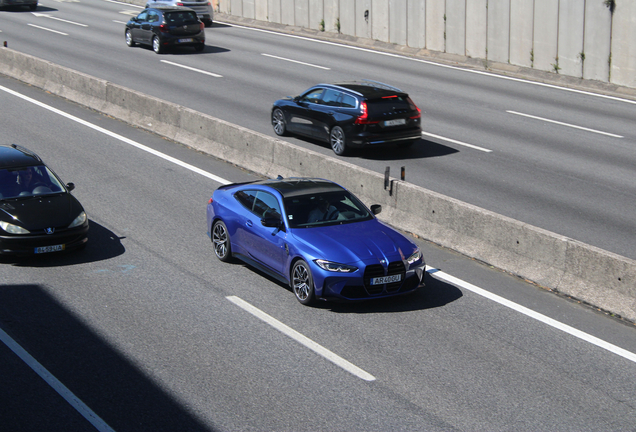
top-left (164, 11), bottom-right (198, 24)
top-left (367, 95), bottom-right (413, 116)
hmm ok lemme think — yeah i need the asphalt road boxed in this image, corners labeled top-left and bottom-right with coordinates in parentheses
top-left (2, 72), bottom-right (636, 431)
top-left (0, 0), bottom-right (635, 261)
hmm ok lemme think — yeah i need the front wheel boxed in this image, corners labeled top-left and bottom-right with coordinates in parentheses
top-left (329, 125), bottom-right (348, 156)
top-left (212, 220), bottom-right (232, 262)
top-left (125, 30), bottom-right (136, 47)
top-left (272, 108), bottom-right (287, 136)
top-left (152, 36), bottom-right (163, 54)
top-left (291, 260), bottom-right (315, 305)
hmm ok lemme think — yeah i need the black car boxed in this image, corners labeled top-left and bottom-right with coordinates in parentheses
top-left (0, 145), bottom-right (88, 255)
top-left (125, 6), bottom-right (205, 54)
top-left (271, 81), bottom-right (422, 155)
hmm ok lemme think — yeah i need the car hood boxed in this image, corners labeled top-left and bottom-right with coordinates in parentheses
top-left (290, 219), bottom-right (415, 265)
top-left (0, 193), bottom-right (83, 231)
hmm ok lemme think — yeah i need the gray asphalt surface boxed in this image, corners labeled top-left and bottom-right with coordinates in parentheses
top-left (1, 72), bottom-right (636, 431)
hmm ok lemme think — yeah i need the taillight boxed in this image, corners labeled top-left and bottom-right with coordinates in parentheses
top-left (354, 101), bottom-right (379, 125)
top-left (208, 197), bottom-right (213, 204)
top-left (159, 23), bottom-right (169, 33)
top-left (200, 22), bottom-right (205, 31)
top-left (176, 2), bottom-right (184, 5)
top-left (407, 97), bottom-right (421, 119)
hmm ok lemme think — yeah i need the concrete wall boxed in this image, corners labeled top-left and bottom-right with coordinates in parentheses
top-left (213, 0), bottom-right (636, 89)
top-left (2, 47), bottom-right (633, 321)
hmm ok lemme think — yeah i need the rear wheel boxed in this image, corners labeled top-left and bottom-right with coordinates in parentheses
top-left (212, 221), bottom-right (232, 262)
top-left (272, 108), bottom-right (287, 136)
top-left (292, 260), bottom-right (315, 305)
top-left (125, 30), bottom-right (136, 47)
top-left (329, 125), bottom-right (347, 156)
top-left (152, 36), bottom-right (163, 54)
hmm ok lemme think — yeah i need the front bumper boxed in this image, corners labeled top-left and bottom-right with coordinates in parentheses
top-left (0, 223), bottom-right (89, 255)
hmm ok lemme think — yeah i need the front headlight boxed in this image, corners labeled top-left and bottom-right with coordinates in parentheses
top-left (0, 221), bottom-right (30, 234)
top-left (314, 259), bottom-right (358, 273)
top-left (68, 211), bottom-right (87, 228)
top-left (406, 249), bottom-right (423, 266)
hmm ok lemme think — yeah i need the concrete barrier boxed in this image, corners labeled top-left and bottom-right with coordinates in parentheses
top-left (1, 47), bottom-right (634, 322)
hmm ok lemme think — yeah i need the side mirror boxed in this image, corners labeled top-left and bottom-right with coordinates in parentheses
top-left (66, 182), bottom-right (75, 192)
top-left (261, 215), bottom-right (281, 228)
top-left (370, 204), bottom-right (382, 215)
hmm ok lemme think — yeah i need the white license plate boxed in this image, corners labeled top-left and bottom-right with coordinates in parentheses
top-left (35, 244), bottom-right (65, 254)
top-left (384, 119), bottom-right (406, 127)
top-left (178, 38), bottom-right (193, 43)
top-left (371, 274), bottom-right (402, 285)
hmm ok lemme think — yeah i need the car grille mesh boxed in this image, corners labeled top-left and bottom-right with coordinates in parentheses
top-left (363, 261), bottom-right (406, 295)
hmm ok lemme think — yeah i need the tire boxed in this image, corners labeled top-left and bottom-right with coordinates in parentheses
top-left (29, 4), bottom-right (37, 10)
top-left (212, 220), bottom-right (232, 262)
top-left (272, 108), bottom-right (287, 136)
top-left (125, 30), bottom-right (136, 47)
top-left (291, 260), bottom-right (315, 305)
top-left (194, 43), bottom-right (205, 52)
top-left (329, 125), bottom-right (347, 156)
top-left (152, 36), bottom-right (163, 54)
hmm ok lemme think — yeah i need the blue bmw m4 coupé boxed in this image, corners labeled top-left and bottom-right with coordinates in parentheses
top-left (206, 177), bottom-right (425, 305)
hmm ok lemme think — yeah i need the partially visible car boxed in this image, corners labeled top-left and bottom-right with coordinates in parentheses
top-left (271, 80), bottom-right (422, 155)
top-left (0, 144), bottom-right (88, 256)
top-left (145, 0), bottom-right (213, 27)
top-left (125, 7), bottom-right (205, 54)
top-left (0, 0), bottom-right (37, 11)
top-left (207, 177), bottom-right (426, 305)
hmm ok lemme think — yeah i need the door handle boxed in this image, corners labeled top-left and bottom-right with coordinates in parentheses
top-left (246, 220), bottom-right (253, 227)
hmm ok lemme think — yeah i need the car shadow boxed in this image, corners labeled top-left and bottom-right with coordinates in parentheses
top-left (238, 264), bottom-right (462, 313)
top-left (1, 5), bottom-right (56, 12)
top-left (320, 272), bottom-right (463, 313)
top-left (0, 220), bottom-right (126, 267)
top-left (293, 136), bottom-right (459, 160)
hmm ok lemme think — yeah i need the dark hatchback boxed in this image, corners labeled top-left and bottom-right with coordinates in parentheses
top-left (0, 145), bottom-right (88, 255)
top-left (125, 6), bottom-right (205, 54)
top-left (271, 81), bottom-right (422, 155)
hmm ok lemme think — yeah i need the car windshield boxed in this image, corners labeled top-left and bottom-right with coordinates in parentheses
top-left (0, 165), bottom-right (65, 200)
top-left (284, 190), bottom-right (373, 228)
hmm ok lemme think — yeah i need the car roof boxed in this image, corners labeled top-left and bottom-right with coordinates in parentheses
top-left (145, 6), bottom-right (197, 12)
top-left (225, 177), bottom-right (345, 198)
top-left (319, 81), bottom-right (408, 99)
top-left (0, 145), bottom-right (43, 169)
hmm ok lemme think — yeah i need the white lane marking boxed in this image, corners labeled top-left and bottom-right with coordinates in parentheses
top-left (261, 53), bottom-right (331, 70)
top-left (227, 23), bottom-right (636, 106)
top-left (0, 327), bottom-right (116, 432)
top-left (0, 84), bottom-right (230, 185)
top-left (507, 111), bottom-right (624, 138)
top-left (421, 131), bottom-right (492, 152)
top-left (3, 84), bottom-right (633, 366)
top-left (112, 19), bottom-right (128, 24)
top-left (226, 296), bottom-right (376, 382)
top-left (426, 267), bottom-right (636, 364)
top-left (32, 12), bottom-right (88, 27)
top-left (27, 24), bottom-right (68, 35)
top-left (160, 60), bottom-right (223, 78)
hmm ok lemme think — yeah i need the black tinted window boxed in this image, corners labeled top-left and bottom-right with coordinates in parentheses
top-left (322, 89), bottom-right (341, 107)
top-left (164, 11), bottom-right (198, 24)
top-left (300, 89), bottom-right (324, 104)
top-left (340, 94), bottom-right (357, 108)
top-left (367, 95), bottom-right (411, 115)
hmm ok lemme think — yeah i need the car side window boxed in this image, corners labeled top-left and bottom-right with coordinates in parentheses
top-left (339, 93), bottom-right (357, 108)
top-left (235, 190), bottom-right (257, 211)
top-left (137, 11), bottom-right (148, 21)
top-left (322, 89), bottom-right (341, 107)
top-left (254, 192), bottom-right (281, 219)
top-left (147, 11), bottom-right (160, 23)
top-left (300, 89), bottom-right (324, 105)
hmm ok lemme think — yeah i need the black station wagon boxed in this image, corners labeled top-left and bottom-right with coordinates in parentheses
top-left (271, 81), bottom-right (422, 155)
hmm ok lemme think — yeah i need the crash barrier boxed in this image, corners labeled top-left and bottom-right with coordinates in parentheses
top-left (1, 47), bottom-right (634, 321)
